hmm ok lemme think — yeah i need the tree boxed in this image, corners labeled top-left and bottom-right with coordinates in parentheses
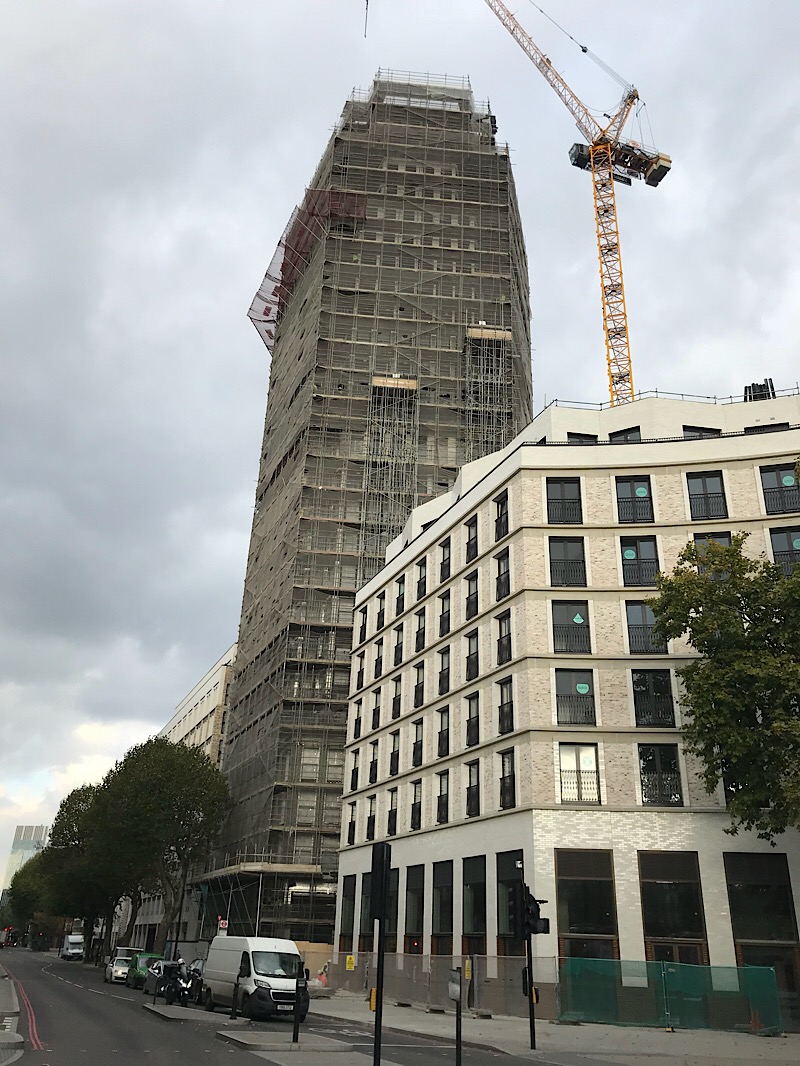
top-left (651, 532), bottom-right (800, 840)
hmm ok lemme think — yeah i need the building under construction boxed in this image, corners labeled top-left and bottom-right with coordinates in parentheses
top-left (205, 71), bottom-right (533, 947)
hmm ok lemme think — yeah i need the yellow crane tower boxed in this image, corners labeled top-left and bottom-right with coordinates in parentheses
top-left (482, 1), bottom-right (671, 405)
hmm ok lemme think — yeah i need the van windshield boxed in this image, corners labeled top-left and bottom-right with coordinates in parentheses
top-left (251, 951), bottom-right (302, 978)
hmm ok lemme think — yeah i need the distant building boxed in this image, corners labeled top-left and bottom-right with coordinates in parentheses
top-left (335, 388), bottom-right (800, 1029)
top-left (1, 825), bottom-right (48, 901)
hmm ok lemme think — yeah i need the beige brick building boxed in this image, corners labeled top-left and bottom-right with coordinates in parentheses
top-left (335, 389), bottom-right (800, 1026)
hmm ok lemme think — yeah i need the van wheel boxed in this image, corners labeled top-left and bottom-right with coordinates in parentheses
top-left (203, 988), bottom-right (215, 1012)
top-left (240, 992), bottom-right (251, 1019)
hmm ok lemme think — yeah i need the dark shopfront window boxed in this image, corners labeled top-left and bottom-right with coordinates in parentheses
top-left (496, 849), bottom-right (524, 956)
top-left (405, 864), bottom-right (425, 954)
top-left (338, 874), bottom-right (356, 953)
top-left (462, 855), bottom-right (487, 956)
top-left (556, 849), bottom-right (619, 960)
top-left (358, 871), bottom-right (373, 953)
top-left (639, 851), bottom-right (707, 965)
top-left (385, 868), bottom-right (399, 954)
top-left (432, 861), bottom-right (454, 956)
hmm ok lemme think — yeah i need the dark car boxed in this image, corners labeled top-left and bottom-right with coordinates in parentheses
top-left (142, 959), bottom-right (183, 998)
top-left (125, 952), bottom-right (163, 989)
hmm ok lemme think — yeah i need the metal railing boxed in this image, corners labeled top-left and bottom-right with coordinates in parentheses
top-left (641, 771), bottom-right (683, 806)
top-left (560, 768), bottom-right (600, 804)
top-left (553, 625), bottom-right (591, 653)
top-left (628, 625), bottom-right (667, 654)
top-left (547, 499), bottom-right (582, 524)
top-left (550, 559), bottom-right (586, 586)
top-left (622, 558), bottom-right (659, 586)
top-left (689, 492), bottom-right (728, 520)
top-left (556, 694), bottom-right (596, 725)
top-left (500, 773), bottom-right (516, 810)
top-left (634, 695), bottom-right (675, 727)
top-left (617, 496), bottom-right (654, 523)
top-left (466, 785), bottom-right (480, 817)
top-left (763, 485), bottom-right (800, 514)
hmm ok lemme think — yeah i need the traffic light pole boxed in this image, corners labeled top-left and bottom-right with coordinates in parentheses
top-left (525, 930), bottom-right (536, 1050)
top-left (370, 841), bottom-right (391, 1066)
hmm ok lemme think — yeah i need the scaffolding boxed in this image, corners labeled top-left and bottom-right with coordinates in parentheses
top-left (211, 72), bottom-right (534, 945)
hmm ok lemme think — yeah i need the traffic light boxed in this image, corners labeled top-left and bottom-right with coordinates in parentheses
top-left (522, 884), bottom-right (550, 936)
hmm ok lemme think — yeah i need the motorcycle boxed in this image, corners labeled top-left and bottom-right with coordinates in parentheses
top-left (162, 960), bottom-right (193, 1007)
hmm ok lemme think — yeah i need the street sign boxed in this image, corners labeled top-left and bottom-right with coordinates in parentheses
top-left (464, 958), bottom-right (472, 981)
top-left (448, 968), bottom-right (462, 1004)
top-left (217, 918), bottom-right (229, 936)
top-left (346, 954), bottom-right (355, 971)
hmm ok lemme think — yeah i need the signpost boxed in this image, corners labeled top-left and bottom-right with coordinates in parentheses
top-left (369, 841), bottom-right (392, 1066)
top-left (448, 966), bottom-right (463, 1066)
top-left (520, 883), bottom-right (550, 1051)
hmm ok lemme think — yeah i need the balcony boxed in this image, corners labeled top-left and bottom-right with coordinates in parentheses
top-left (556, 694), bottom-right (596, 725)
top-left (358, 622), bottom-right (367, 643)
top-left (497, 634), bottom-right (512, 665)
top-left (439, 611), bottom-right (451, 637)
top-left (466, 785), bottom-right (480, 818)
top-left (353, 718), bottom-right (362, 740)
top-left (396, 593), bottom-right (405, 614)
top-left (366, 814), bottom-right (375, 841)
top-left (634, 695), bottom-right (675, 727)
top-left (373, 657), bottom-right (383, 679)
top-left (618, 496), bottom-right (654, 523)
top-left (495, 512), bottom-right (509, 540)
top-left (435, 728), bottom-right (449, 757)
top-left (417, 577), bottom-right (427, 599)
top-left (764, 485), bottom-right (800, 515)
top-left (628, 625), bottom-right (667, 654)
top-left (500, 773), bottom-right (516, 810)
top-left (376, 609), bottom-right (385, 630)
top-left (774, 550), bottom-right (800, 577)
top-left (437, 794), bottom-right (449, 824)
top-left (550, 559), bottom-right (586, 587)
top-left (368, 761), bottom-right (378, 784)
top-left (547, 499), bottom-right (582, 524)
top-left (466, 718), bottom-right (479, 747)
top-left (394, 643), bottom-right (403, 666)
top-left (553, 625), bottom-right (591, 653)
top-left (415, 629), bottom-right (426, 652)
top-left (498, 702), bottom-right (514, 735)
top-left (347, 822), bottom-right (356, 845)
top-left (371, 708), bottom-right (380, 730)
top-left (414, 682), bottom-right (424, 708)
top-left (466, 592), bottom-right (479, 619)
top-left (391, 694), bottom-right (401, 719)
top-left (350, 768), bottom-right (359, 791)
top-left (466, 537), bottom-right (478, 562)
top-left (465, 653), bottom-right (479, 681)
top-left (560, 768), bottom-right (600, 804)
top-left (440, 558), bottom-right (451, 582)
top-left (622, 559), bottom-right (659, 586)
top-left (356, 669), bottom-right (364, 690)
top-left (496, 572), bottom-right (510, 600)
top-left (389, 750), bottom-right (399, 776)
top-left (387, 809), bottom-right (397, 836)
top-left (412, 740), bottom-right (423, 767)
top-left (689, 493), bottom-right (728, 520)
top-left (410, 801), bottom-right (422, 830)
top-left (641, 771), bottom-right (683, 806)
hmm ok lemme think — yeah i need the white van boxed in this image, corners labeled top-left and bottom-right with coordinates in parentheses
top-left (60, 935), bottom-right (84, 960)
top-left (202, 936), bottom-right (309, 1021)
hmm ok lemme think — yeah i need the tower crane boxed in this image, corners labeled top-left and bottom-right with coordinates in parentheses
top-left (482, 1), bottom-right (671, 405)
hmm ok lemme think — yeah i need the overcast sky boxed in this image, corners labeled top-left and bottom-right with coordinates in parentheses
top-left (1, 0), bottom-right (799, 874)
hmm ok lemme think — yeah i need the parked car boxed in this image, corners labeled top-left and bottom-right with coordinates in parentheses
top-left (125, 952), bottom-right (163, 989)
top-left (103, 957), bottom-right (130, 984)
top-left (186, 958), bottom-right (205, 1005)
top-left (142, 959), bottom-right (172, 998)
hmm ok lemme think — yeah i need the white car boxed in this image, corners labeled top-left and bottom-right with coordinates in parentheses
top-left (104, 957), bottom-right (131, 984)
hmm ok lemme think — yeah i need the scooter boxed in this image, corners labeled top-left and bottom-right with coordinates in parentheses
top-left (163, 960), bottom-right (193, 1006)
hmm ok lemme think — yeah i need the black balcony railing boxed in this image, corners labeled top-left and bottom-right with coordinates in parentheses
top-left (550, 559), bottom-right (587, 587)
top-left (439, 611), bottom-right (451, 637)
top-left (412, 740), bottom-right (423, 767)
top-left (374, 657), bottom-right (383, 679)
top-left (498, 702), bottom-right (514, 735)
top-left (495, 512), bottom-right (509, 540)
top-left (358, 623), bottom-right (367, 643)
top-left (368, 761), bottom-right (378, 784)
top-left (689, 492), bottom-right (728, 520)
top-left (628, 625), bottom-right (668, 654)
top-left (499, 773), bottom-right (516, 810)
top-left (437, 794), bottom-right (449, 824)
top-left (560, 768), bottom-right (600, 804)
top-left (496, 572), bottom-right (510, 600)
top-left (548, 499), bottom-right (582, 524)
top-left (774, 550), bottom-right (800, 577)
top-left (394, 643), bottom-right (403, 666)
top-left (440, 558), bottom-right (451, 581)
top-left (353, 718), bottom-right (362, 740)
top-left (387, 809), bottom-right (397, 836)
top-left (371, 708), bottom-right (380, 730)
top-left (414, 682), bottom-right (424, 707)
top-left (366, 814), bottom-right (375, 841)
top-left (347, 822), bottom-right (356, 845)
top-left (415, 629), bottom-right (426, 652)
top-left (465, 653), bottom-right (479, 681)
top-left (389, 750), bottom-right (399, 776)
top-left (356, 669), bottom-right (364, 689)
top-left (640, 771), bottom-right (683, 806)
top-left (438, 670), bottom-right (450, 695)
top-left (410, 801), bottom-right (422, 830)
top-left (438, 729), bottom-right (450, 757)
top-left (466, 592), bottom-right (479, 619)
top-left (466, 785), bottom-right (480, 818)
top-left (417, 577), bottom-right (427, 599)
top-left (622, 559), bottom-right (659, 586)
top-left (618, 497), bottom-right (654, 523)
top-left (764, 485), bottom-right (800, 514)
top-left (350, 767), bottom-right (359, 791)
top-left (391, 694), bottom-right (401, 719)
top-left (396, 593), bottom-right (405, 614)
top-left (497, 634), bottom-right (512, 664)
top-left (553, 624), bottom-right (591, 653)
top-left (376, 609), bottom-right (385, 630)
top-left (466, 718), bottom-right (479, 747)
top-left (466, 537), bottom-right (478, 562)
top-left (556, 694), bottom-right (596, 725)
top-left (634, 695), bottom-right (675, 727)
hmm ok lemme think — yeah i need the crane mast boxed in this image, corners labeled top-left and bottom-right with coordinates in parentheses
top-left (482, 0), bottom-right (670, 405)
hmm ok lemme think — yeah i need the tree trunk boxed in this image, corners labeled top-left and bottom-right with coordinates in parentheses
top-left (152, 876), bottom-right (181, 957)
top-left (117, 890), bottom-right (141, 947)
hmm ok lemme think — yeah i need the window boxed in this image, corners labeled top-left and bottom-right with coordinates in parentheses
top-left (353, 699), bottom-right (363, 740)
top-left (366, 795), bottom-right (376, 841)
top-left (496, 611), bottom-right (512, 665)
top-left (410, 780), bottom-right (422, 830)
top-left (339, 873), bottom-right (356, 948)
top-left (745, 422), bottom-right (790, 435)
top-left (616, 476), bottom-right (654, 524)
top-left (609, 426), bottom-right (641, 443)
top-left (567, 431), bottom-right (598, 445)
top-left (393, 624), bottom-right (404, 666)
top-left (389, 730), bottom-right (400, 776)
top-left (626, 601), bottom-right (667, 654)
top-left (496, 549), bottom-right (510, 600)
top-left (414, 663), bottom-right (424, 707)
top-left (346, 802), bottom-right (356, 846)
top-left (724, 853), bottom-right (798, 945)
top-left (466, 692), bottom-right (480, 747)
top-left (438, 647), bottom-right (451, 695)
top-left (556, 669), bottom-right (595, 725)
top-left (552, 600), bottom-right (591, 653)
top-left (760, 464), bottom-right (800, 515)
top-left (556, 849), bottom-right (619, 960)
top-left (404, 864), bottom-right (424, 952)
top-left (356, 652), bottom-right (365, 690)
top-left (432, 861), bottom-right (454, 956)
top-left (437, 771), bottom-right (450, 824)
top-left (416, 557), bottom-right (427, 599)
top-left (639, 744), bottom-right (683, 806)
top-left (368, 739), bottom-right (379, 784)
top-left (639, 852), bottom-right (707, 962)
top-left (770, 526), bottom-right (800, 576)
top-left (497, 849), bottom-right (524, 955)
top-left (387, 788), bottom-right (398, 836)
top-left (632, 670), bottom-right (675, 727)
top-left (499, 749), bottom-right (516, 809)
top-left (560, 743), bottom-right (600, 803)
top-left (439, 590), bottom-right (451, 636)
top-left (391, 675), bottom-right (402, 719)
top-left (371, 690), bottom-right (381, 731)
top-left (438, 706), bottom-right (450, 757)
top-left (465, 570), bottom-right (479, 619)
top-left (358, 607), bottom-right (367, 643)
top-left (440, 537), bottom-right (451, 581)
top-left (412, 719), bottom-right (423, 767)
top-left (376, 591), bottom-right (386, 631)
top-left (465, 630), bottom-right (479, 681)
top-left (395, 574), bottom-right (406, 615)
top-left (687, 470), bottom-right (727, 520)
top-left (547, 478), bottom-right (582, 523)
top-left (463, 856), bottom-right (487, 956)
top-left (693, 531), bottom-right (732, 574)
top-left (683, 425), bottom-right (721, 439)
top-left (621, 536), bottom-right (659, 586)
top-left (415, 608), bottom-right (426, 652)
top-left (350, 749), bottom-right (359, 792)
top-left (497, 677), bottom-right (514, 734)
top-left (549, 537), bottom-right (586, 586)
top-left (495, 491), bottom-right (509, 540)
top-left (373, 639), bottom-right (383, 679)
top-left (465, 515), bottom-right (478, 561)
top-left (466, 760), bottom-right (480, 817)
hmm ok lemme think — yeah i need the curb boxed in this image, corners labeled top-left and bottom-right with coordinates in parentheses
top-left (0, 1033), bottom-right (23, 1066)
top-left (215, 1029), bottom-right (357, 1053)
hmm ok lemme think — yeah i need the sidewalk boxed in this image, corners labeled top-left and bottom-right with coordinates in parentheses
top-left (0, 962), bottom-right (23, 1066)
top-left (308, 990), bottom-right (800, 1066)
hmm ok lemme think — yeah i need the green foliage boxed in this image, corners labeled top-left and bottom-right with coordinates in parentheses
top-left (651, 533), bottom-right (800, 839)
top-left (8, 851), bottom-right (50, 926)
